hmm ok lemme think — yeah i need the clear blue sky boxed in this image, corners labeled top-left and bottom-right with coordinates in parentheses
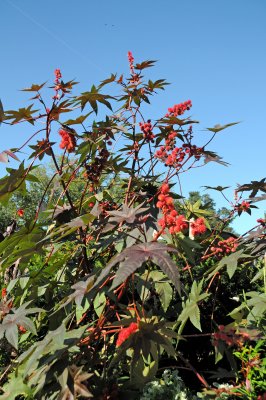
top-left (1, 0), bottom-right (265, 233)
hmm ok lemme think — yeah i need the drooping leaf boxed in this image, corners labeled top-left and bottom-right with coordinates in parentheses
top-left (155, 281), bottom-right (173, 312)
top-left (0, 152), bottom-right (8, 163)
top-left (206, 121), bottom-right (240, 133)
top-left (63, 112), bottom-right (92, 126)
top-left (98, 73), bottom-right (117, 89)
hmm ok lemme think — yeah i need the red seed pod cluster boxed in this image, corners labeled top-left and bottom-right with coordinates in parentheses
top-left (166, 100), bottom-right (192, 117)
top-left (1, 287), bottom-right (7, 299)
top-left (19, 325), bottom-right (27, 334)
top-left (210, 237), bottom-right (238, 256)
top-left (190, 218), bottom-right (207, 236)
top-left (156, 183), bottom-right (188, 235)
top-left (155, 143), bottom-right (186, 169)
top-left (139, 120), bottom-right (155, 142)
top-left (116, 322), bottom-right (138, 347)
top-left (84, 148), bottom-right (110, 184)
top-left (155, 130), bottom-right (203, 169)
top-left (59, 128), bottom-right (77, 153)
top-left (99, 200), bottom-right (117, 217)
top-left (213, 325), bottom-right (250, 348)
top-left (183, 143), bottom-right (203, 161)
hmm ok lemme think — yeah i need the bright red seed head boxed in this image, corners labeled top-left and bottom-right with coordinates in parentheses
top-left (17, 208), bottom-right (24, 217)
top-left (116, 322), bottom-right (138, 347)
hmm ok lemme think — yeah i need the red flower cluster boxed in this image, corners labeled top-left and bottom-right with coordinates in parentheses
top-left (127, 51), bottom-right (134, 72)
top-left (213, 325), bottom-right (250, 348)
top-left (59, 128), bottom-right (77, 153)
top-left (166, 100), bottom-right (192, 117)
top-left (156, 183), bottom-right (188, 235)
top-left (116, 322), bottom-right (138, 347)
top-left (53, 68), bottom-right (62, 100)
top-left (190, 218), bottom-right (207, 236)
top-left (210, 237), bottom-right (238, 256)
top-left (17, 208), bottom-right (24, 217)
top-left (54, 68), bottom-right (62, 84)
top-left (1, 288), bottom-right (7, 298)
top-left (236, 200), bottom-right (250, 213)
top-left (139, 120), bottom-right (155, 141)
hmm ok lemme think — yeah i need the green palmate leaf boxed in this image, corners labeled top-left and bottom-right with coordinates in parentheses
top-left (203, 185), bottom-right (230, 192)
top-left (206, 121), bottom-right (240, 133)
top-left (95, 242), bottom-right (181, 294)
top-left (208, 249), bottom-right (250, 279)
top-left (4, 104), bottom-right (39, 125)
top-left (21, 82), bottom-right (47, 92)
top-left (177, 280), bottom-right (209, 333)
top-left (230, 292), bottom-right (266, 322)
top-left (0, 302), bottom-right (42, 349)
top-left (75, 85), bottom-right (114, 113)
top-left (0, 161), bottom-right (27, 204)
top-left (63, 112), bottom-right (92, 125)
top-left (0, 226), bottom-right (45, 271)
top-left (0, 370), bottom-right (33, 400)
top-left (98, 73), bottom-right (117, 89)
top-left (93, 291), bottom-right (106, 317)
top-left (155, 281), bottom-right (173, 312)
top-left (135, 60), bottom-right (157, 70)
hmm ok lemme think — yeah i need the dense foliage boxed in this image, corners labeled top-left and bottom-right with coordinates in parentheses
top-left (0, 53), bottom-right (265, 399)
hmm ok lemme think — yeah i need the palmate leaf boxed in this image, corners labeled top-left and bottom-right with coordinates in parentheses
top-left (95, 242), bottom-right (181, 295)
top-left (4, 104), bottom-right (39, 125)
top-left (108, 203), bottom-right (148, 224)
top-left (0, 302), bottom-right (42, 349)
top-left (177, 280), bottom-right (209, 333)
top-left (203, 185), bottom-right (230, 192)
top-left (208, 249), bottom-right (251, 279)
top-left (63, 112), bottom-right (92, 126)
top-left (0, 369), bottom-right (33, 400)
top-left (206, 121), bottom-right (240, 133)
top-left (58, 365), bottom-right (93, 399)
top-left (75, 85), bottom-right (114, 113)
top-left (236, 178), bottom-right (266, 198)
top-left (21, 82), bottom-right (47, 92)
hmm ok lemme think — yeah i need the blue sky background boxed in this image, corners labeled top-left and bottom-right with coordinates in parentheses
top-left (1, 0), bottom-right (265, 233)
